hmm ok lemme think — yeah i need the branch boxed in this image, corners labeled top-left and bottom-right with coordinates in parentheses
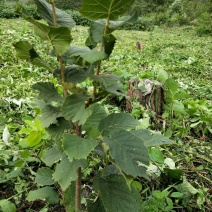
top-left (75, 124), bottom-right (82, 211)
top-left (50, 0), bottom-right (67, 97)
top-left (92, 61), bottom-right (101, 98)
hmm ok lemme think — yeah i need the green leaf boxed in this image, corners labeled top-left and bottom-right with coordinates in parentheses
top-left (149, 148), bottom-right (164, 163)
top-left (64, 183), bottom-right (75, 212)
top-left (109, 11), bottom-right (138, 29)
top-left (132, 181), bottom-right (142, 192)
top-left (19, 139), bottom-right (29, 149)
top-left (42, 145), bottom-right (63, 166)
top-left (62, 94), bottom-right (92, 125)
top-left (35, 0), bottom-right (75, 29)
top-left (20, 150), bottom-right (29, 158)
top-left (165, 79), bottom-right (178, 94)
top-left (0, 200), bottom-right (16, 212)
top-left (174, 89), bottom-right (190, 99)
top-left (164, 128), bottom-right (173, 138)
top-left (152, 190), bottom-right (166, 199)
top-left (93, 173), bottom-right (142, 212)
top-left (60, 42), bottom-right (108, 64)
top-left (103, 130), bottom-right (149, 177)
top-left (83, 104), bottom-right (108, 135)
top-left (13, 160), bottom-right (24, 167)
top-left (86, 13), bottom-right (137, 47)
top-left (32, 82), bottom-right (63, 103)
top-left (131, 129), bottom-right (176, 147)
top-left (103, 34), bottom-right (116, 57)
top-left (23, 118), bottom-right (42, 131)
top-left (172, 100), bottom-right (185, 114)
top-left (47, 27), bottom-right (73, 55)
top-left (16, 5), bottom-right (72, 55)
top-left (13, 41), bottom-right (53, 71)
top-left (54, 65), bottom-right (88, 84)
top-left (87, 197), bottom-right (107, 212)
top-left (75, 46), bottom-right (107, 63)
top-left (99, 113), bottom-right (140, 136)
top-left (80, 0), bottom-right (135, 21)
top-left (35, 167), bottom-right (54, 186)
top-left (26, 187), bottom-right (59, 204)
top-left (170, 192), bottom-right (183, 198)
top-left (89, 74), bottom-right (124, 95)
top-left (47, 117), bottom-right (72, 141)
top-left (52, 155), bottom-right (87, 191)
top-left (26, 131), bottom-right (42, 147)
top-left (166, 197), bottom-right (173, 210)
top-left (19, 127), bottom-right (33, 135)
top-left (63, 134), bottom-right (98, 160)
top-left (163, 168), bottom-right (183, 183)
top-left (86, 21), bottom-right (106, 47)
top-left (88, 128), bottom-right (101, 139)
top-left (157, 69), bottom-right (168, 82)
top-left (174, 177), bottom-right (198, 196)
top-left (73, 107), bottom-right (93, 125)
top-left (103, 164), bottom-right (120, 176)
top-left (61, 45), bottom-right (90, 63)
top-left (5, 168), bottom-right (22, 180)
top-left (39, 104), bottom-right (61, 128)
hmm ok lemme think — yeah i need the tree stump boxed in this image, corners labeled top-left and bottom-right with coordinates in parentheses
top-left (126, 78), bottom-right (164, 115)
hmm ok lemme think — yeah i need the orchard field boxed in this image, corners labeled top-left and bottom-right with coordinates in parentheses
top-left (0, 2), bottom-right (212, 211)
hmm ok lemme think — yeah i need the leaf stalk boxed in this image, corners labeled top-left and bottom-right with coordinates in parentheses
top-left (92, 16), bottom-right (109, 98)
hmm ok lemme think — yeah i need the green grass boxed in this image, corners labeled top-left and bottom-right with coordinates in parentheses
top-left (1, 19), bottom-right (211, 99)
top-left (110, 26), bottom-right (212, 100)
top-left (0, 18), bottom-right (212, 211)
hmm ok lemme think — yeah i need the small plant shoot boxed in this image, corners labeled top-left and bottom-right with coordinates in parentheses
top-left (12, 0), bottom-right (175, 211)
